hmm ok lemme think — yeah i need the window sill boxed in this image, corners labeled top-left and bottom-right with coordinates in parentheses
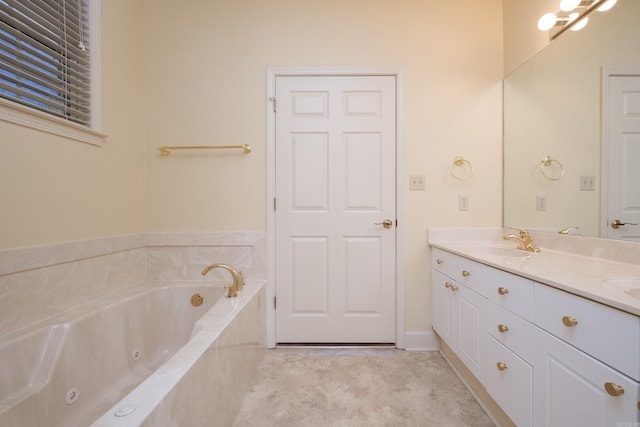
top-left (0, 98), bottom-right (107, 146)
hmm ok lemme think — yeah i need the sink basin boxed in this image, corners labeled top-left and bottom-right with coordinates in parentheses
top-left (601, 278), bottom-right (640, 301)
top-left (476, 246), bottom-right (532, 258)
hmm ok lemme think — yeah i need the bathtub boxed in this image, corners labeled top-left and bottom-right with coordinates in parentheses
top-left (0, 281), bottom-right (266, 427)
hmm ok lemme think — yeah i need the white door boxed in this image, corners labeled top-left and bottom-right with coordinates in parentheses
top-left (604, 74), bottom-right (640, 241)
top-left (274, 75), bottom-right (396, 343)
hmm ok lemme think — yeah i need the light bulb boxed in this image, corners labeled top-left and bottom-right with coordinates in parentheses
top-left (560, 0), bottom-right (582, 11)
top-left (571, 15), bottom-right (589, 31)
top-left (597, 0), bottom-right (617, 11)
top-left (538, 13), bottom-right (558, 31)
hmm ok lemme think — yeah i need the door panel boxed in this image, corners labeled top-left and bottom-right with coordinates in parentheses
top-left (605, 74), bottom-right (640, 241)
top-left (275, 75), bottom-right (396, 343)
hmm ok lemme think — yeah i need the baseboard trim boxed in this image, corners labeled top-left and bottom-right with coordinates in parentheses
top-left (403, 330), bottom-right (440, 351)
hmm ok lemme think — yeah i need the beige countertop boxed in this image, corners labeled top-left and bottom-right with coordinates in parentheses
top-left (428, 228), bottom-right (640, 317)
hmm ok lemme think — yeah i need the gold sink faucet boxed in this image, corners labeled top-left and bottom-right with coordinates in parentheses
top-left (503, 228), bottom-right (540, 253)
top-left (201, 263), bottom-right (245, 298)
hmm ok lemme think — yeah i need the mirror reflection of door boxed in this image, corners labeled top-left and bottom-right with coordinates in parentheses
top-left (603, 71), bottom-right (640, 241)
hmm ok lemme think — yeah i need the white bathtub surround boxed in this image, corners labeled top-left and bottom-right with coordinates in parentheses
top-left (0, 232), bottom-right (266, 339)
top-left (0, 283), bottom-right (228, 427)
top-left (93, 281), bottom-right (266, 427)
top-left (145, 231), bottom-right (266, 282)
top-left (0, 235), bottom-right (147, 337)
top-left (428, 227), bottom-right (640, 316)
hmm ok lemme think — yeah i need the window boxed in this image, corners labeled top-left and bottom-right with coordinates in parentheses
top-left (0, 0), bottom-right (103, 144)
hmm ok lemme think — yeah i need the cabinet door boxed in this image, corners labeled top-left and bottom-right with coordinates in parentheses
top-left (486, 335), bottom-right (532, 427)
top-left (432, 270), bottom-right (455, 347)
top-left (455, 283), bottom-right (487, 384)
top-left (533, 327), bottom-right (640, 427)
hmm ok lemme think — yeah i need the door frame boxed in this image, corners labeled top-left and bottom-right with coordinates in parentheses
top-left (266, 67), bottom-right (405, 348)
top-left (601, 67), bottom-right (640, 238)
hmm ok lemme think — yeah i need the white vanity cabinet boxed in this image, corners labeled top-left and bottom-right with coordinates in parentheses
top-left (432, 248), bottom-right (487, 383)
top-left (533, 283), bottom-right (640, 427)
top-left (431, 246), bottom-right (640, 427)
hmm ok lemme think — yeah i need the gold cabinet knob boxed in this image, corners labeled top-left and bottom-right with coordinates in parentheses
top-left (461, 270), bottom-right (470, 277)
top-left (445, 282), bottom-right (452, 289)
top-left (498, 287), bottom-right (509, 295)
top-left (604, 382), bottom-right (624, 397)
top-left (436, 258), bottom-right (444, 264)
top-left (498, 324), bottom-right (509, 333)
top-left (450, 284), bottom-right (458, 291)
top-left (562, 316), bottom-right (578, 327)
top-left (496, 362), bottom-right (508, 371)
top-left (190, 293), bottom-right (204, 307)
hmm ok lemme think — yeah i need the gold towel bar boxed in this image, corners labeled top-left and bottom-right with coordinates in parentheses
top-left (157, 144), bottom-right (252, 156)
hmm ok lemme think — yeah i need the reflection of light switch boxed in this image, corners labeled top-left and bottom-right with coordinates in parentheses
top-left (459, 195), bottom-right (470, 211)
top-left (409, 175), bottom-right (425, 190)
top-left (580, 176), bottom-right (596, 191)
top-left (536, 195), bottom-right (547, 211)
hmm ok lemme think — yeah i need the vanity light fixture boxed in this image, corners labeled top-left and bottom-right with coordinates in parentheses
top-left (537, 0), bottom-right (617, 40)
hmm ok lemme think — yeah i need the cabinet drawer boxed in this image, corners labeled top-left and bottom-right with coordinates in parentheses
top-left (432, 248), bottom-right (459, 279)
top-left (486, 335), bottom-right (532, 427)
top-left (534, 283), bottom-right (640, 381)
top-left (487, 301), bottom-right (535, 364)
top-left (432, 248), bottom-right (489, 297)
top-left (486, 268), bottom-right (534, 321)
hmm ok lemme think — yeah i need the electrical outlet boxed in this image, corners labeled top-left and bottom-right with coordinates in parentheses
top-left (458, 195), bottom-right (470, 211)
top-left (409, 175), bottom-right (425, 190)
top-left (536, 195), bottom-right (547, 211)
top-left (580, 175), bottom-right (596, 191)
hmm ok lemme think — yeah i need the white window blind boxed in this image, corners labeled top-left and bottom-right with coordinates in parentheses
top-left (0, 0), bottom-right (91, 126)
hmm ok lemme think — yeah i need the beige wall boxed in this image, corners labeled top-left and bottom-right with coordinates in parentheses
top-left (0, 0), bottom-right (504, 335)
top-left (142, 0), bottom-right (504, 332)
top-left (503, 0), bottom-right (557, 75)
top-left (0, 0), bottom-right (146, 249)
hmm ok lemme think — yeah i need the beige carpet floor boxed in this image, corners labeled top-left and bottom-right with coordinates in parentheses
top-left (233, 348), bottom-right (495, 427)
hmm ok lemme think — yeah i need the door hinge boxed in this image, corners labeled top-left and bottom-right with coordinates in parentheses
top-left (273, 295), bottom-right (277, 309)
top-left (269, 96), bottom-right (276, 113)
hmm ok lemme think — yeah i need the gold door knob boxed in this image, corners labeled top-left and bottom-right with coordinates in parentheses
top-left (498, 287), bottom-right (509, 295)
top-left (498, 324), bottom-right (509, 333)
top-left (461, 270), bottom-right (470, 277)
top-left (611, 219), bottom-right (639, 229)
top-left (496, 362), bottom-right (508, 371)
top-left (562, 316), bottom-right (578, 327)
top-left (604, 382), bottom-right (624, 397)
top-left (375, 219), bottom-right (393, 229)
top-left (436, 258), bottom-right (444, 264)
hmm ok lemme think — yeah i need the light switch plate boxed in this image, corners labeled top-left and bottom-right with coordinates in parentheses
top-left (409, 175), bottom-right (425, 190)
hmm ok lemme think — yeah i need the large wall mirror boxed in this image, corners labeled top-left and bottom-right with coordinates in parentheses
top-left (503, 0), bottom-right (640, 240)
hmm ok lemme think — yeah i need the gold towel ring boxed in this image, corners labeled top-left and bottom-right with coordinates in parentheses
top-left (540, 155), bottom-right (564, 181)
top-left (449, 156), bottom-right (473, 181)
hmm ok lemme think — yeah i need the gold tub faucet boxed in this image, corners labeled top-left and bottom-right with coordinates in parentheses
top-left (503, 228), bottom-right (540, 253)
top-left (201, 263), bottom-right (245, 298)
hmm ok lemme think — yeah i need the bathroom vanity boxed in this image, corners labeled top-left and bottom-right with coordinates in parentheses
top-left (429, 229), bottom-right (640, 427)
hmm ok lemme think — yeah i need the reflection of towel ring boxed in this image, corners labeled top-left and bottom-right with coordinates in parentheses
top-left (540, 155), bottom-right (564, 181)
top-left (450, 156), bottom-right (473, 181)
